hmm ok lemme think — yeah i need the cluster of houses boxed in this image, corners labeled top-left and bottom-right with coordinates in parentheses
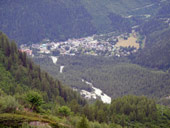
top-left (20, 32), bottom-right (139, 57)
top-left (19, 45), bottom-right (34, 57)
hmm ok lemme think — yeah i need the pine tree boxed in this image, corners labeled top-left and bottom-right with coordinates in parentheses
top-left (10, 40), bottom-right (17, 56)
top-left (77, 116), bottom-right (90, 128)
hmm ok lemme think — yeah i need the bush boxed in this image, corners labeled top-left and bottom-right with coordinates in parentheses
top-left (89, 121), bottom-right (101, 128)
top-left (58, 106), bottom-right (71, 117)
top-left (77, 116), bottom-right (90, 128)
top-left (21, 122), bottom-right (30, 128)
top-left (0, 95), bottom-right (19, 113)
top-left (26, 91), bottom-right (44, 112)
top-left (0, 88), bottom-right (6, 96)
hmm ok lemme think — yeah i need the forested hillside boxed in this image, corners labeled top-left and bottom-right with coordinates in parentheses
top-left (0, 32), bottom-right (85, 105)
top-left (34, 55), bottom-right (170, 99)
top-left (1, 0), bottom-right (170, 127)
top-left (131, 3), bottom-right (170, 70)
top-left (133, 28), bottom-right (170, 70)
top-left (0, 0), bottom-right (164, 44)
top-left (0, 0), bottom-right (96, 44)
top-left (0, 33), bottom-right (170, 128)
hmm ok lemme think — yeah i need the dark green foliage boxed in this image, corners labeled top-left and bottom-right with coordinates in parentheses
top-left (132, 25), bottom-right (170, 70)
top-left (157, 2), bottom-right (170, 17)
top-left (81, 95), bottom-right (170, 127)
top-left (110, 95), bottom-right (157, 122)
top-left (0, 0), bottom-right (96, 45)
top-left (35, 55), bottom-right (170, 99)
top-left (77, 116), bottom-right (90, 128)
top-left (0, 96), bottom-right (19, 113)
top-left (0, 95), bottom-right (169, 128)
top-left (0, 63), bottom-right (18, 94)
top-left (0, 89), bottom-right (6, 96)
top-left (131, 3), bottom-right (170, 70)
top-left (0, 0), bottom-right (162, 44)
top-left (108, 13), bottom-right (132, 33)
top-left (0, 25), bottom-right (170, 127)
top-left (58, 106), bottom-right (71, 117)
top-left (0, 32), bottom-right (86, 107)
top-left (26, 91), bottom-right (44, 112)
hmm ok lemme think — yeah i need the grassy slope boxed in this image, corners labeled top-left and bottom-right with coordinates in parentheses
top-left (0, 112), bottom-right (69, 128)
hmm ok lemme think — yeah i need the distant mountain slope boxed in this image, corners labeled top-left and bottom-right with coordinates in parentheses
top-left (133, 28), bottom-right (170, 70)
top-left (81, 0), bottom-right (158, 15)
top-left (0, 0), bottom-right (162, 44)
top-left (0, 0), bottom-right (96, 45)
top-left (131, 3), bottom-right (170, 70)
top-left (80, 0), bottom-right (160, 31)
top-left (34, 55), bottom-right (170, 99)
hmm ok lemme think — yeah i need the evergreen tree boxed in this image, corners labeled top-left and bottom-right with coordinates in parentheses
top-left (77, 116), bottom-right (90, 128)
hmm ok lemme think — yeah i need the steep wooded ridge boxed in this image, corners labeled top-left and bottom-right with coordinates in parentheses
top-left (0, 32), bottom-right (86, 127)
top-left (0, 0), bottom-right (162, 44)
top-left (0, 32), bottom-right (85, 105)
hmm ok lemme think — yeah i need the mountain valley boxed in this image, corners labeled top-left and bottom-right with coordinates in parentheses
top-left (0, 0), bottom-right (170, 127)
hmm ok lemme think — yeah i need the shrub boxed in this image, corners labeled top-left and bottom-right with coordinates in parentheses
top-left (77, 116), bottom-right (90, 128)
top-left (26, 91), bottom-right (44, 112)
top-left (0, 88), bottom-right (6, 96)
top-left (21, 122), bottom-right (30, 128)
top-left (0, 95), bottom-right (19, 113)
top-left (58, 106), bottom-right (71, 117)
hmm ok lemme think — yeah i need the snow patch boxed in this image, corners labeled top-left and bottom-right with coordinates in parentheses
top-left (80, 90), bottom-right (97, 99)
top-left (144, 14), bottom-right (151, 18)
top-left (60, 66), bottom-right (64, 73)
top-left (82, 79), bottom-right (93, 86)
top-left (92, 86), bottom-right (111, 104)
top-left (81, 79), bottom-right (111, 104)
top-left (50, 56), bottom-right (58, 64)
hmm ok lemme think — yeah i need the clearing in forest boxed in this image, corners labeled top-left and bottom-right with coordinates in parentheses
top-left (115, 35), bottom-right (139, 49)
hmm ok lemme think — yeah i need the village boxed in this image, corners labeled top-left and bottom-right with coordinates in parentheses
top-left (20, 31), bottom-right (140, 58)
